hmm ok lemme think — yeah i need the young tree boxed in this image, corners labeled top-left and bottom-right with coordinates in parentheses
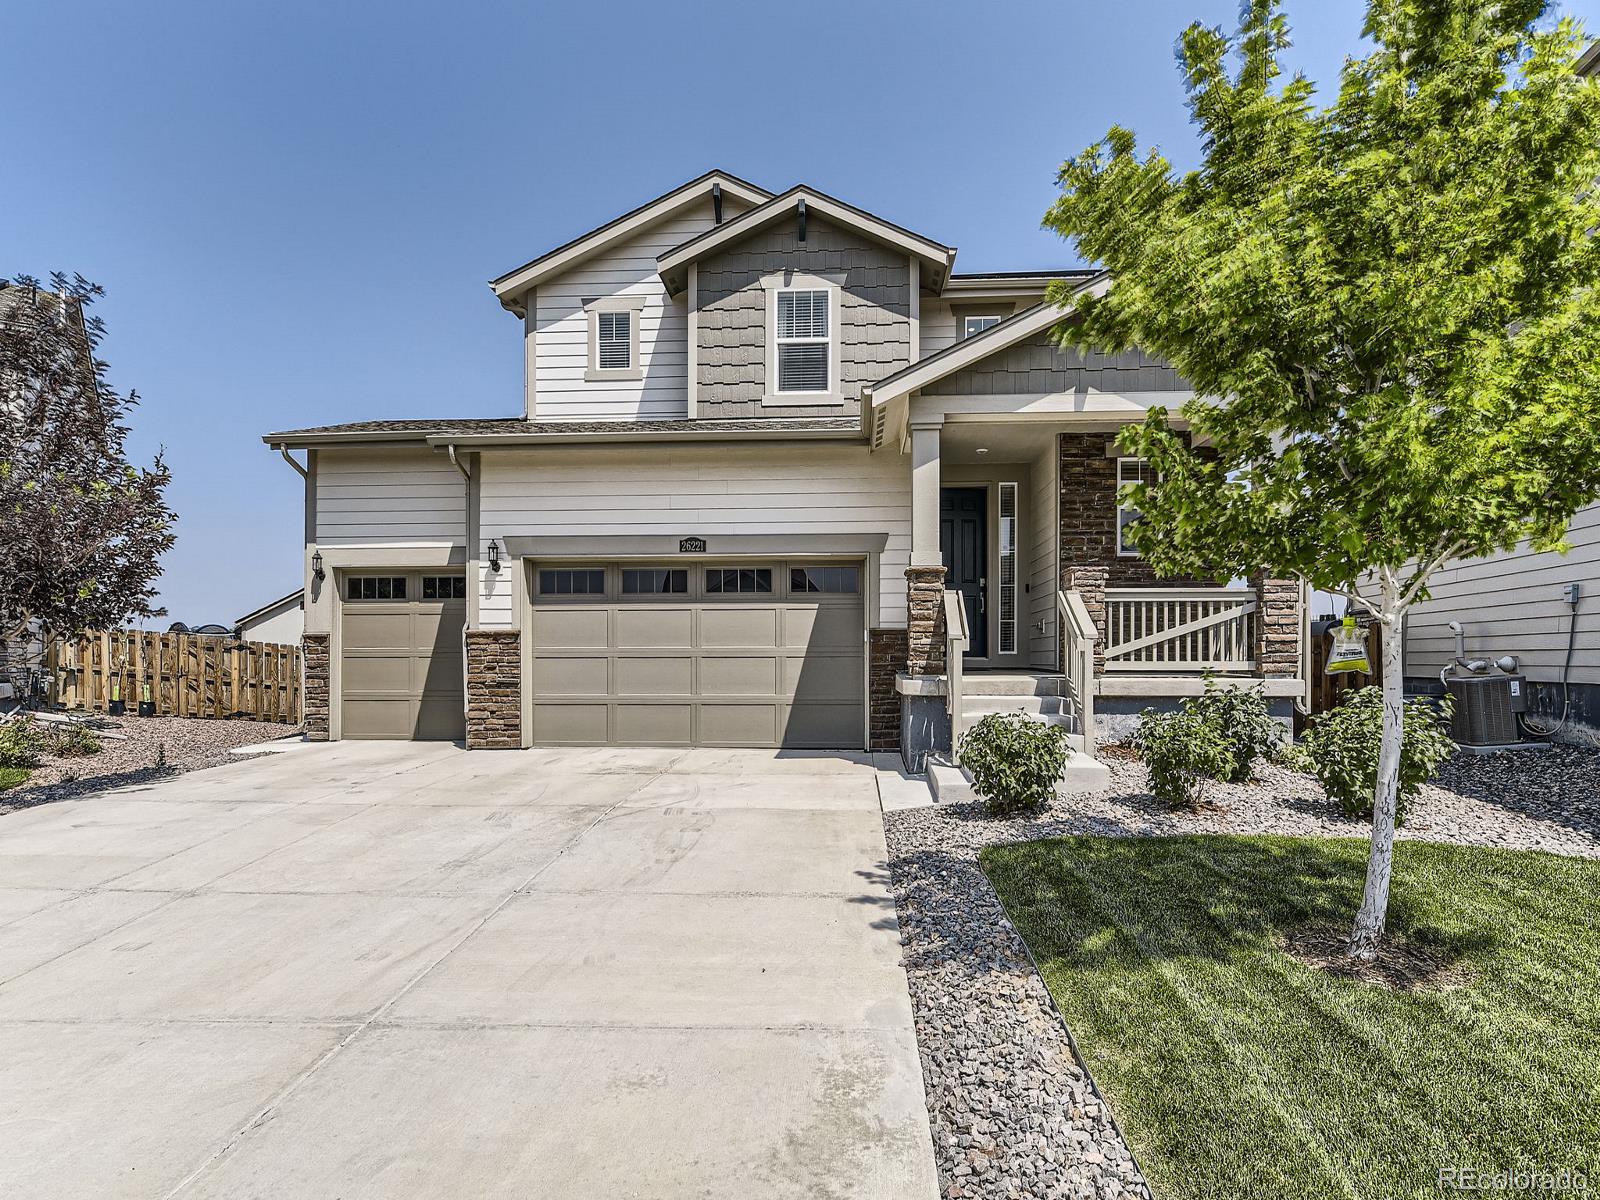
top-left (1043, 0), bottom-right (1600, 959)
top-left (0, 274), bottom-right (176, 696)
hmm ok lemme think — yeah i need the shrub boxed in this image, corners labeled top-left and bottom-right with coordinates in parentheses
top-left (0, 717), bottom-right (44, 769)
top-left (1188, 678), bottom-right (1284, 782)
top-left (1299, 687), bottom-right (1455, 824)
top-left (1133, 708), bottom-right (1237, 810)
top-left (958, 712), bottom-right (1070, 816)
top-left (48, 721), bottom-right (102, 758)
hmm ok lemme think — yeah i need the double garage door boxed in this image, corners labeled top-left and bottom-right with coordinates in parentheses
top-left (530, 561), bottom-right (865, 749)
top-left (339, 572), bottom-right (466, 741)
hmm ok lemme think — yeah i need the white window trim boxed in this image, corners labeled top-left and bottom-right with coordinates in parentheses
top-left (962, 314), bottom-right (1003, 338)
top-left (761, 271), bottom-right (843, 407)
top-left (583, 295), bottom-right (645, 382)
top-left (1116, 457), bottom-right (1148, 557)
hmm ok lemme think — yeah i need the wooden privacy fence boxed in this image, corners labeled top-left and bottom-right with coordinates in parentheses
top-left (49, 631), bottom-right (302, 724)
top-left (1307, 621), bottom-right (1384, 715)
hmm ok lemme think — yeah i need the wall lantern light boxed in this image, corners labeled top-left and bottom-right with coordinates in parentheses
top-left (487, 539), bottom-right (502, 573)
top-left (311, 550), bottom-right (325, 582)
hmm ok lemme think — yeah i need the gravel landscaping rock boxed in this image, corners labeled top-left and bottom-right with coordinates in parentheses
top-left (0, 715), bottom-right (300, 814)
top-left (885, 744), bottom-right (1600, 1199)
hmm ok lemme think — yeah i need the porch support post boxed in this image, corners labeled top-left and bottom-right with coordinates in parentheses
top-left (906, 417), bottom-right (946, 677)
top-left (909, 418), bottom-right (943, 568)
top-left (1253, 574), bottom-right (1302, 678)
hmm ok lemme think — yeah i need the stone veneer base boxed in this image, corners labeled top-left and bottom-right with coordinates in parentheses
top-left (465, 629), bottom-right (522, 749)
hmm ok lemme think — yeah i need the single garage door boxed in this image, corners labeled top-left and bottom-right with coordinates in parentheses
top-left (339, 572), bottom-right (466, 740)
top-left (530, 561), bottom-right (865, 748)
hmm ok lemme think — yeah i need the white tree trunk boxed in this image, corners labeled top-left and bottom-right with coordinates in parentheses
top-left (1348, 575), bottom-right (1406, 962)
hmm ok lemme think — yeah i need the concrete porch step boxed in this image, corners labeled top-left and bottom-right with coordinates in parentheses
top-left (961, 672), bottom-right (1065, 697)
top-left (928, 750), bottom-right (1110, 803)
top-left (962, 694), bottom-right (1065, 717)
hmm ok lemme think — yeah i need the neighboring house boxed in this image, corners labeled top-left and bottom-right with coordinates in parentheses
top-left (234, 590), bottom-right (306, 645)
top-left (1392, 43), bottom-right (1600, 742)
top-left (265, 170), bottom-right (1305, 766)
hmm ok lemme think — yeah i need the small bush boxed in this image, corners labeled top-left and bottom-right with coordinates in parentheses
top-left (958, 712), bottom-right (1070, 816)
top-left (0, 717), bottom-right (44, 769)
top-left (1299, 687), bottom-right (1455, 824)
top-left (1133, 708), bottom-right (1236, 810)
top-left (1188, 678), bottom-right (1283, 782)
top-left (48, 721), bottom-right (102, 758)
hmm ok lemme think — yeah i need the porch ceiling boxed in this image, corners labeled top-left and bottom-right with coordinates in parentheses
top-left (939, 422), bottom-right (1062, 464)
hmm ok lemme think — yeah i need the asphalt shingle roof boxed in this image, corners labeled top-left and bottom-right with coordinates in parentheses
top-left (265, 416), bottom-right (863, 441)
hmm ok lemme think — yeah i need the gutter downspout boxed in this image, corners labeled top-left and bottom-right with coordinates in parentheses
top-left (445, 443), bottom-right (471, 481)
top-left (445, 443), bottom-right (475, 739)
top-left (277, 446), bottom-right (309, 479)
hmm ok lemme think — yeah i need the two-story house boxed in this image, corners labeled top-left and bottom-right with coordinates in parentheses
top-left (266, 170), bottom-right (1307, 779)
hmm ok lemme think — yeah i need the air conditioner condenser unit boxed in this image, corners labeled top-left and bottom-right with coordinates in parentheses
top-left (1445, 673), bottom-right (1528, 747)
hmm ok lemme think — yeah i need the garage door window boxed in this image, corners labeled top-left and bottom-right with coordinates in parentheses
top-left (347, 576), bottom-right (407, 601)
top-left (539, 569), bottom-right (606, 595)
top-left (622, 568), bottom-right (687, 595)
top-left (791, 566), bottom-right (859, 594)
top-left (421, 575), bottom-right (467, 599)
top-left (706, 567), bottom-right (773, 594)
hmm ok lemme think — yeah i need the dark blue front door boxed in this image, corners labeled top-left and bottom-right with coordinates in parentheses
top-left (939, 487), bottom-right (987, 658)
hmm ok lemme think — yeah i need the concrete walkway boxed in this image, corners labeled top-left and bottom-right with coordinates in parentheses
top-left (0, 742), bottom-right (938, 1199)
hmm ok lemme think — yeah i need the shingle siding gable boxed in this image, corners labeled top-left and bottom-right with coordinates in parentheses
top-left (921, 332), bottom-right (1184, 396)
top-left (696, 215), bottom-right (913, 418)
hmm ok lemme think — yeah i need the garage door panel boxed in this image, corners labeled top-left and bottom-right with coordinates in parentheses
top-left (341, 699), bottom-right (417, 741)
top-left (701, 608), bottom-right (781, 649)
top-left (414, 609), bottom-right (466, 651)
top-left (415, 697), bottom-right (466, 741)
top-left (533, 608), bottom-right (609, 649)
top-left (532, 703), bottom-right (609, 744)
top-left (699, 656), bottom-right (780, 697)
top-left (532, 656), bottom-right (609, 697)
top-left (616, 608), bottom-right (693, 647)
top-left (615, 703), bottom-right (693, 745)
top-left (342, 655), bottom-right (413, 694)
top-left (699, 704), bottom-right (782, 746)
top-left (784, 606), bottom-right (860, 651)
top-left (342, 611), bottom-right (413, 651)
top-left (615, 656), bottom-right (693, 696)
top-left (784, 703), bottom-right (862, 749)
top-left (415, 655), bottom-right (462, 697)
top-left (786, 656), bottom-right (864, 700)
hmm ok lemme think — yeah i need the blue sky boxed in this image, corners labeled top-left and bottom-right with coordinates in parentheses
top-left (5, 0), bottom-right (1598, 626)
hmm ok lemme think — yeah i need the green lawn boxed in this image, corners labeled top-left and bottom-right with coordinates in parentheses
top-left (0, 767), bottom-right (30, 791)
top-left (981, 835), bottom-right (1600, 1200)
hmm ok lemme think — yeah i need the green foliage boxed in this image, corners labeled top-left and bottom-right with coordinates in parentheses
top-left (1133, 708), bottom-right (1236, 810)
top-left (0, 766), bottom-right (30, 792)
top-left (47, 721), bottom-right (101, 758)
top-left (1188, 678), bottom-right (1284, 783)
top-left (1300, 688), bottom-right (1456, 823)
top-left (0, 718), bottom-right (44, 769)
top-left (1041, 2), bottom-right (1600, 597)
top-left (958, 712), bottom-right (1071, 816)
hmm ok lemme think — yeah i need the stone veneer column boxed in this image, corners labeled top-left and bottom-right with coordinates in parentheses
top-left (904, 566), bottom-right (947, 676)
top-left (1064, 565), bottom-right (1109, 675)
top-left (1254, 577), bottom-right (1302, 678)
top-left (302, 633), bottom-right (330, 740)
top-left (868, 628), bottom-right (907, 751)
top-left (465, 630), bottom-right (521, 749)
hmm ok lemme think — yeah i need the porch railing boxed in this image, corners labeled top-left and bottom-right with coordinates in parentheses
top-left (1058, 590), bottom-right (1097, 746)
top-left (1103, 587), bottom-right (1257, 673)
top-left (943, 588), bottom-right (969, 748)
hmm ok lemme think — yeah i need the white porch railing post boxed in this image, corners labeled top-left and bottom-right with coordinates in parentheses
top-left (1100, 587), bottom-right (1259, 673)
top-left (943, 589), bottom-right (968, 750)
top-left (1058, 590), bottom-right (1098, 749)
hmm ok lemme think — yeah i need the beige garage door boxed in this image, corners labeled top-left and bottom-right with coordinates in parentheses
top-left (530, 561), bottom-right (864, 749)
top-left (339, 572), bottom-right (466, 741)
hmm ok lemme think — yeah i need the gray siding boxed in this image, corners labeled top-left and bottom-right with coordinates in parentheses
top-left (695, 215), bottom-right (912, 418)
top-left (922, 333), bottom-right (1183, 396)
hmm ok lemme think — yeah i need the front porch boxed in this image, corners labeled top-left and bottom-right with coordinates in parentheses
top-left (893, 418), bottom-right (1306, 770)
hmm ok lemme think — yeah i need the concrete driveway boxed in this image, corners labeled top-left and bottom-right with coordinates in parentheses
top-left (0, 741), bottom-right (938, 1199)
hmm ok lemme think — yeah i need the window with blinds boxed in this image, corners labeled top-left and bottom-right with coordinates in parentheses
top-left (596, 310), bottom-right (632, 371)
top-left (776, 288), bottom-right (829, 392)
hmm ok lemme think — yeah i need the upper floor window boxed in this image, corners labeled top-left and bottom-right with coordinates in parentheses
top-left (1116, 457), bottom-right (1150, 557)
top-left (963, 314), bottom-right (1002, 338)
top-left (776, 288), bottom-right (830, 393)
top-left (584, 297), bottom-right (643, 381)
